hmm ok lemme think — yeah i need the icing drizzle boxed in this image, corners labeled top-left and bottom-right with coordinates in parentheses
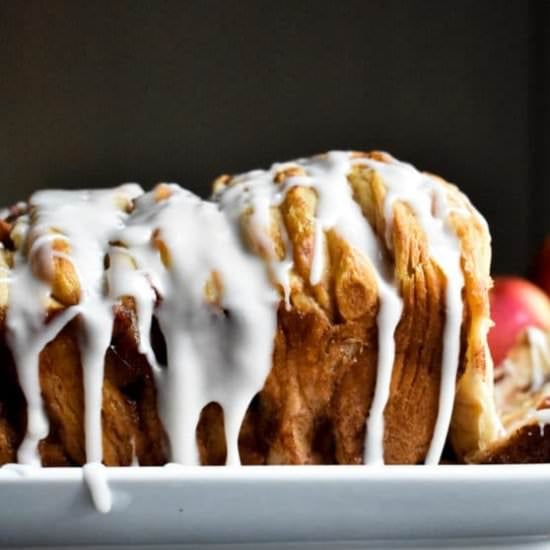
top-left (532, 409), bottom-right (550, 436)
top-left (219, 152), bottom-right (465, 464)
top-left (7, 185), bottom-right (142, 465)
top-left (355, 158), bottom-right (465, 465)
top-left (2, 151), bottom-right (474, 510)
top-left (117, 187), bottom-right (279, 465)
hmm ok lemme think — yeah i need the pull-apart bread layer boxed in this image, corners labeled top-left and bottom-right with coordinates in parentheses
top-left (471, 327), bottom-right (550, 463)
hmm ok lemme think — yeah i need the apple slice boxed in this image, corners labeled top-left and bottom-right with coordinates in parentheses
top-left (488, 276), bottom-right (550, 365)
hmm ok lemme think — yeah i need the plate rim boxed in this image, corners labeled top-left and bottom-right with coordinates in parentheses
top-left (1, 462), bottom-right (550, 483)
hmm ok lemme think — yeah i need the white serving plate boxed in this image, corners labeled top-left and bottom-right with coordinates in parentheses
top-left (0, 465), bottom-right (549, 548)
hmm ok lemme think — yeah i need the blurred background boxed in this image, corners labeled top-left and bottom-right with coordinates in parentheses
top-left (0, 0), bottom-right (547, 274)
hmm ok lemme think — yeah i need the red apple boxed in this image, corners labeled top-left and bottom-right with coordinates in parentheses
top-left (488, 276), bottom-right (550, 365)
top-left (534, 236), bottom-right (550, 297)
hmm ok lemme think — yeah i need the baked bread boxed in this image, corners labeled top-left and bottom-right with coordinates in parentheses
top-left (0, 150), bottom-right (536, 467)
top-left (470, 327), bottom-right (550, 463)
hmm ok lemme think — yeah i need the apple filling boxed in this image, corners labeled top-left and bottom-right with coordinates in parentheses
top-left (494, 326), bottom-right (550, 435)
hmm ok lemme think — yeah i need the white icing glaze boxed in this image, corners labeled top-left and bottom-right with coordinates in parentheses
top-left (352, 157), bottom-right (465, 465)
top-left (130, 438), bottom-right (139, 467)
top-left (116, 187), bottom-right (279, 465)
top-left (83, 462), bottom-right (112, 513)
top-left (3, 151), bottom-right (474, 505)
top-left (215, 152), bottom-right (465, 465)
top-left (7, 304), bottom-right (80, 465)
top-left (106, 246), bottom-right (159, 370)
top-left (214, 153), bottom-right (406, 464)
top-left (309, 219), bottom-right (325, 286)
top-left (6, 185), bottom-right (142, 465)
top-left (215, 169), bottom-right (295, 304)
top-left (7, 209), bottom-right (83, 465)
top-left (530, 408), bottom-right (550, 437)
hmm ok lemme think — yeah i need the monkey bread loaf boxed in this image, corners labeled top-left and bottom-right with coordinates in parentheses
top-left (0, 150), bottom-right (547, 469)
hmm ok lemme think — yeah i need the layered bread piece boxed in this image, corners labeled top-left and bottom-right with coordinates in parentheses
top-left (470, 327), bottom-right (550, 463)
top-left (213, 152), bottom-right (499, 464)
top-left (0, 151), bottom-right (505, 466)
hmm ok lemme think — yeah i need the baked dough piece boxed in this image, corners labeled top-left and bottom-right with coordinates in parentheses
top-left (0, 151), bottom-right (504, 466)
top-left (213, 152), bottom-right (499, 464)
top-left (471, 328), bottom-right (550, 463)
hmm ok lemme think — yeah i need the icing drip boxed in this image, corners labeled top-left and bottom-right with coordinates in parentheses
top-left (7, 302), bottom-right (80, 465)
top-left (296, 154), bottom-right (404, 465)
top-left (216, 153), bottom-right (404, 465)
top-left (215, 169), bottom-right (295, 305)
top-left (130, 438), bottom-right (139, 466)
top-left (528, 407), bottom-right (550, 437)
top-left (116, 188), bottom-right (279, 465)
top-left (80, 304), bottom-right (114, 464)
top-left (7, 185), bottom-right (143, 465)
top-left (106, 246), bottom-right (159, 370)
top-left (83, 462), bottom-right (112, 513)
top-left (353, 158), bottom-right (465, 465)
top-left (7, 216), bottom-right (83, 465)
top-left (309, 219), bottom-right (325, 286)
top-left (219, 152), bottom-right (465, 464)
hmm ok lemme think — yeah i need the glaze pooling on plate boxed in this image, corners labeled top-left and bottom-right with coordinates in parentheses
top-left (3, 151), bottom-right (486, 511)
top-left (82, 462), bottom-right (112, 514)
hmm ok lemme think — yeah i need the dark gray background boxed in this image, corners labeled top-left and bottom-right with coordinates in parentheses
top-left (0, 0), bottom-right (547, 274)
